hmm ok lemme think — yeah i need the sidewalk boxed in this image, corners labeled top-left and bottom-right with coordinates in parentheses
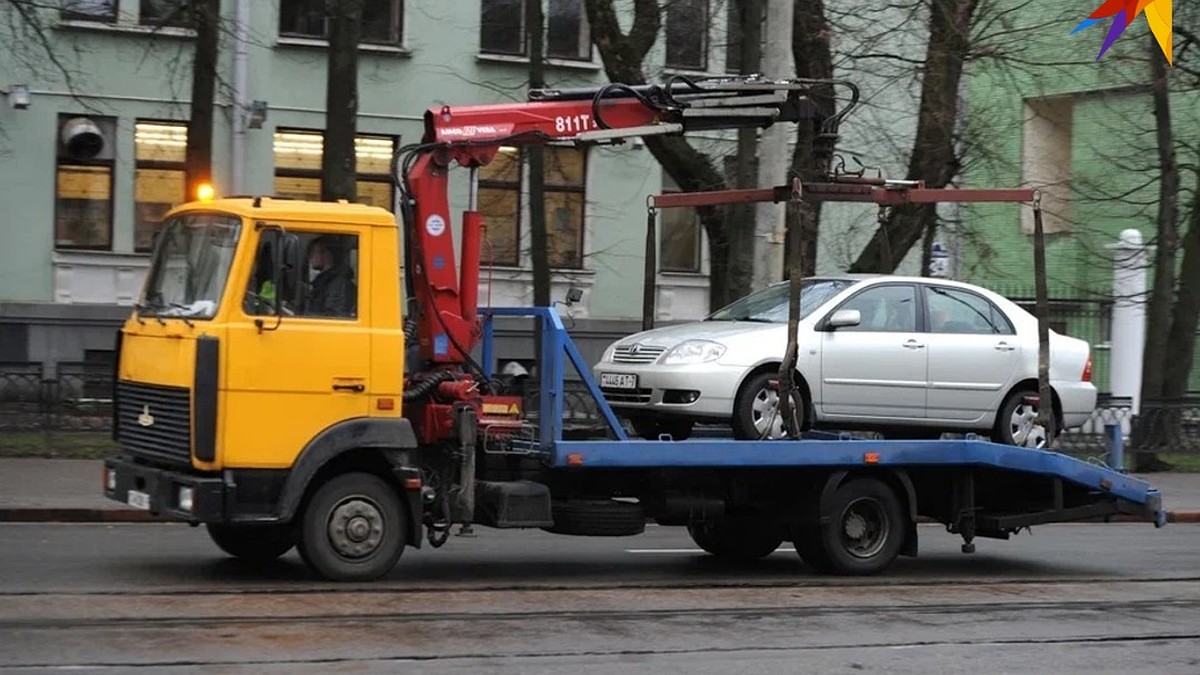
top-left (1, 458), bottom-right (1198, 523)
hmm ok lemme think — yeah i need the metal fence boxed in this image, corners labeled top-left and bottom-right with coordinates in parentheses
top-left (2, 362), bottom-right (1196, 458)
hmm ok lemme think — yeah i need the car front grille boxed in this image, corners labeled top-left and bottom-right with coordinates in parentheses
top-left (116, 381), bottom-right (192, 466)
top-left (601, 387), bottom-right (653, 404)
top-left (612, 345), bottom-right (666, 364)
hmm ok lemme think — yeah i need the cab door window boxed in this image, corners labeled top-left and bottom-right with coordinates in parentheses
top-left (244, 231), bottom-right (359, 319)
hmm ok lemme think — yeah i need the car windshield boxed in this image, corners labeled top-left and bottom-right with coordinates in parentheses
top-left (139, 213), bottom-right (241, 319)
top-left (707, 279), bottom-right (851, 323)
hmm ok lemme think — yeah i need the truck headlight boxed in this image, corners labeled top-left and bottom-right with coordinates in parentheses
top-left (661, 340), bottom-right (726, 365)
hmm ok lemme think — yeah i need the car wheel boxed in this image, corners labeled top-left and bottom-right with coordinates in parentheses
top-left (732, 371), bottom-right (804, 440)
top-left (994, 389), bottom-right (1057, 448)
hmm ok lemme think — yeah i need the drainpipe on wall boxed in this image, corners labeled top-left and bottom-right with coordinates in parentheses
top-left (230, 0), bottom-right (249, 194)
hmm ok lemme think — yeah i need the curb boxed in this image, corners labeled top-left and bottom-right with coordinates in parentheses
top-left (1, 508), bottom-right (1198, 524)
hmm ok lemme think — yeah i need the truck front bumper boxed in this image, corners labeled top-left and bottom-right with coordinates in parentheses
top-left (103, 455), bottom-right (226, 522)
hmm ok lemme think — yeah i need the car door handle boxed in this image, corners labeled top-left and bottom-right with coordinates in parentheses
top-left (332, 382), bottom-right (365, 393)
top-left (902, 340), bottom-right (925, 349)
top-left (994, 342), bottom-right (1016, 352)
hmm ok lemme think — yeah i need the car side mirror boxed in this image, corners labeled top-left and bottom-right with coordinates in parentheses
top-left (826, 309), bottom-right (861, 330)
top-left (278, 233), bottom-right (302, 313)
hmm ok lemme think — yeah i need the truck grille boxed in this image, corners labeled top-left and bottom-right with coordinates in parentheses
top-left (116, 381), bottom-right (192, 466)
top-left (612, 345), bottom-right (666, 364)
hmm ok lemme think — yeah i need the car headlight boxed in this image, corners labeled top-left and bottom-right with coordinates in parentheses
top-left (661, 339), bottom-right (726, 365)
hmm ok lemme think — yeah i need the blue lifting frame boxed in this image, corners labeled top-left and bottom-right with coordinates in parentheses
top-left (479, 307), bottom-right (1165, 525)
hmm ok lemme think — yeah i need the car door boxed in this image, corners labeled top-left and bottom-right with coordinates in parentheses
top-left (222, 226), bottom-right (372, 468)
top-left (819, 283), bottom-right (927, 419)
top-left (923, 284), bottom-right (1021, 422)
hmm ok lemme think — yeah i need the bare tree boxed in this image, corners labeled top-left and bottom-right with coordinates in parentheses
top-left (787, 0), bottom-right (834, 277)
top-left (321, 0), bottom-right (364, 201)
top-left (185, 0), bottom-right (221, 200)
top-left (847, 0), bottom-right (978, 273)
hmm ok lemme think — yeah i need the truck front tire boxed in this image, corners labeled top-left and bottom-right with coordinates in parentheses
top-left (296, 472), bottom-right (407, 581)
top-left (206, 523), bottom-right (294, 562)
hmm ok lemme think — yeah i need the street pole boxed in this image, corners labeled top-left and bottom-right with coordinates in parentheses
top-left (753, 0), bottom-right (793, 288)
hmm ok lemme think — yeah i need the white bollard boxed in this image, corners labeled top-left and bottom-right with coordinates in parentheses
top-left (1108, 229), bottom-right (1149, 420)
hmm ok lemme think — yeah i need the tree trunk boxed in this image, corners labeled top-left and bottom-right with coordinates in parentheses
top-left (847, 0), bottom-right (976, 273)
top-left (585, 0), bottom-right (740, 308)
top-left (787, 0), bottom-right (834, 278)
top-left (185, 0), bottom-right (220, 200)
top-left (1161, 165), bottom-right (1200, 399)
top-left (730, 0), bottom-right (763, 297)
top-left (527, 0), bottom-right (550, 309)
top-left (1135, 36), bottom-right (1180, 471)
top-left (321, 0), bottom-right (363, 202)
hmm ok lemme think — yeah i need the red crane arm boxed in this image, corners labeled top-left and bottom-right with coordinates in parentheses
top-left (402, 77), bottom-right (843, 366)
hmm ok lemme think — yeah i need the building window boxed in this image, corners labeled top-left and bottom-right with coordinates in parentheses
top-left (139, 0), bottom-right (192, 27)
top-left (479, 147), bottom-right (522, 267)
top-left (480, 0), bottom-right (591, 60)
top-left (477, 146), bottom-right (587, 269)
top-left (134, 121), bottom-right (187, 252)
top-left (55, 115), bottom-right (116, 250)
top-left (280, 0), bottom-right (405, 45)
top-left (61, 0), bottom-right (117, 23)
top-left (666, 0), bottom-right (708, 71)
top-left (272, 130), bottom-right (397, 210)
top-left (659, 172), bottom-right (702, 273)
top-left (543, 146), bottom-right (586, 268)
top-left (1021, 96), bottom-right (1073, 234)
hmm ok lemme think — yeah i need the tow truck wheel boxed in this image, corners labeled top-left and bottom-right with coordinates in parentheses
top-left (815, 478), bottom-right (905, 575)
top-left (687, 517), bottom-right (783, 561)
top-left (206, 524), bottom-right (294, 562)
top-left (296, 472), bottom-right (406, 582)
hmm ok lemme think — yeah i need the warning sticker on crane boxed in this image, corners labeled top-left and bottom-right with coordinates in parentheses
top-left (426, 214), bottom-right (446, 237)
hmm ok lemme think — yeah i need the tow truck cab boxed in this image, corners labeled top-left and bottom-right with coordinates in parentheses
top-left (104, 197), bottom-right (417, 524)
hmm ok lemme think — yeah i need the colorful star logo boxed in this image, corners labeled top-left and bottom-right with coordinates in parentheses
top-left (1072, 0), bottom-right (1173, 65)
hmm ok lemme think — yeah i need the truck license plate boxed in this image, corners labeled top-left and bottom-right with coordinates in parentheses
top-left (600, 373), bottom-right (638, 390)
top-left (127, 490), bottom-right (151, 510)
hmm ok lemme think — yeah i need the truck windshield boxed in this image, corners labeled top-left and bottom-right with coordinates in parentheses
top-left (707, 279), bottom-right (850, 323)
top-left (140, 213), bottom-right (241, 319)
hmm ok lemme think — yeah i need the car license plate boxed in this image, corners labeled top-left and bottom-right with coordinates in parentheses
top-left (127, 490), bottom-right (151, 510)
top-left (600, 373), bottom-right (638, 389)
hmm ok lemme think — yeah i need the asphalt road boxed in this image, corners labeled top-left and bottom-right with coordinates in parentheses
top-left (0, 522), bottom-right (1197, 673)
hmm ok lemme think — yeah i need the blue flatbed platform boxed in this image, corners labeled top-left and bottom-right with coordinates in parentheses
top-left (480, 306), bottom-right (1166, 527)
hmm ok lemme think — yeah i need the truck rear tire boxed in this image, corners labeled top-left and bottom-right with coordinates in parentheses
top-left (206, 523), bottom-right (294, 562)
top-left (813, 477), bottom-right (905, 575)
top-left (687, 517), bottom-right (782, 561)
top-left (296, 472), bottom-right (407, 581)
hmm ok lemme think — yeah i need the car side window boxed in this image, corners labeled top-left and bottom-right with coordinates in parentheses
top-left (835, 285), bottom-right (917, 332)
top-left (926, 286), bottom-right (1014, 335)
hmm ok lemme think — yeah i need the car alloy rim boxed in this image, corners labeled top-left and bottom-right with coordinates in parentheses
top-left (327, 495), bottom-right (386, 560)
top-left (1009, 402), bottom-right (1047, 448)
top-left (751, 386), bottom-right (787, 439)
top-left (840, 497), bottom-right (889, 559)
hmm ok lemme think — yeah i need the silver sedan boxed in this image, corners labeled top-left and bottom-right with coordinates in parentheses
top-left (594, 275), bottom-right (1097, 446)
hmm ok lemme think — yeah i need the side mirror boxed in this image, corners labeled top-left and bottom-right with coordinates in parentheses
top-left (826, 309), bottom-right (861, 330)
top-left (278, 233), bottom-right (302, 313)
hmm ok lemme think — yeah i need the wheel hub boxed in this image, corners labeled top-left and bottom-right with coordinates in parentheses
top-left (1010, 403), bottom-right (1047, 448)
top-left (327, 497), bottom-right (385, 559)
top-left (840, 497), bottom-right (888, 559)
